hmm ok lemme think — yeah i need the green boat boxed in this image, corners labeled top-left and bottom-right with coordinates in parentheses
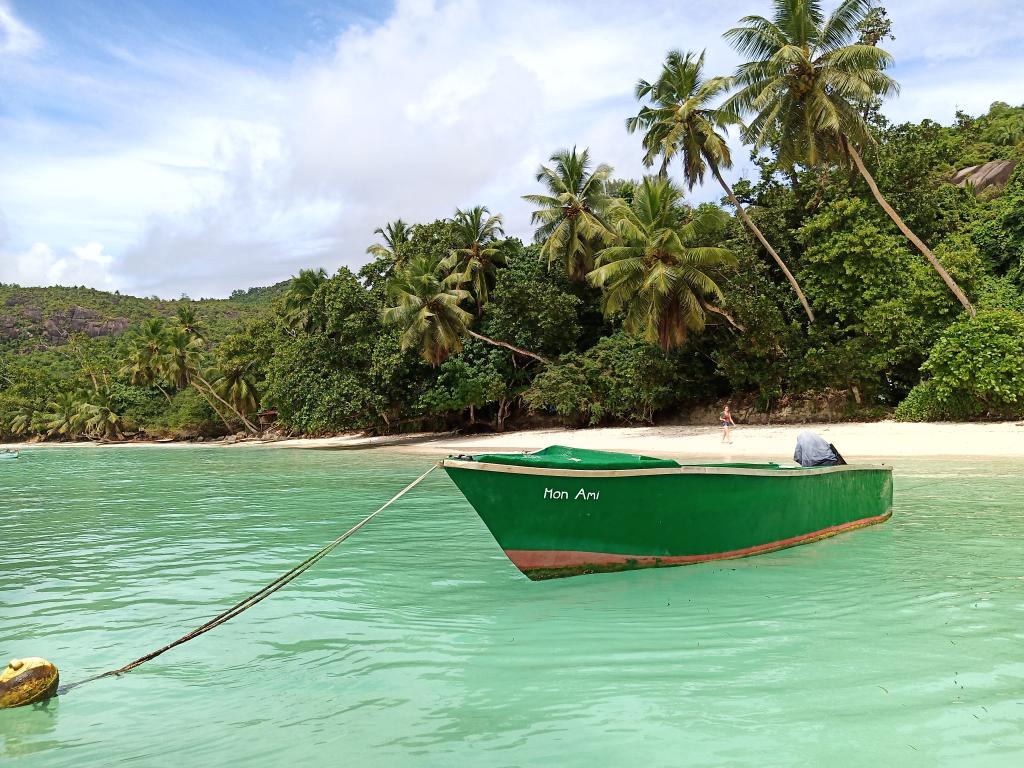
top-left (442, 446), bottom-right (893, 580)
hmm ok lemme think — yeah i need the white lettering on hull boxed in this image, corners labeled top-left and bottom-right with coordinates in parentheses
top-left (543, 487), bottom-right (600, 501)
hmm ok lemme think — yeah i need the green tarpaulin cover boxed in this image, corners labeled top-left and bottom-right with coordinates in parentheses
top-left (471, 445), bottom-right (681, 470)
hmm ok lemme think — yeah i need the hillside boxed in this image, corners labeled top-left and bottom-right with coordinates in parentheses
top-left (0, 282), bottom-right (288, 352)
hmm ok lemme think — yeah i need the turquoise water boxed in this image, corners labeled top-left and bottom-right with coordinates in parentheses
top-left (2, 447), bottom-right (1023, 766)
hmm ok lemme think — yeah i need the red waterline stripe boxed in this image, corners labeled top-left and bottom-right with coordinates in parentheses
top-left (504, 511), bottom-right (893, 571)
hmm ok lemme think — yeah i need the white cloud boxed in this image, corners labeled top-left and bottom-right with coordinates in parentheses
top-left (0, 241), bottom-right (117, 288)
top-left (0, 1), bottom-right (39, 56)
top-left (1, 0), bottom-right (1023, 297)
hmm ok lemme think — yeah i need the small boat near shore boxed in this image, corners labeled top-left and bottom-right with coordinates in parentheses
top-left (0, 448), bottom-right (19, 460)
top-left (442, 446), bottom-right (893, 580)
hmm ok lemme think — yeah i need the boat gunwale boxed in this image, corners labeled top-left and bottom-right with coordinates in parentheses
top-left (439, 459), bottom-right (891, 478)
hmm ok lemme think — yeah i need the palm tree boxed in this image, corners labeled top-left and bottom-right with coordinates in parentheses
top-left (628, 49), bottom-right (814, 322)
top-left (80, 390), bottom-right (125, 441)
top-left (120, 319), bottom-right (172, 401)
top-left (160, 328), bottom-right (257, 433)
top-left (175, 304), bottom-right (205, 340)
top-left (383, 256), bottom-right (548, 366)
top-left (588, 177), bottom-right (736, 353)
top-left (160, 327), bottom-right (204, 390)
top-left (443, 206), bottom-right (506, 316)
top-left (725, 0), bottom-right (974, 315)
top-left (6, 405), bottom-right (35, 437)
top-left (366, 219), bottom-right (413, 276)
top-left (522, 147), bottom-right (613, 281)
top-left (42, 392), bottom-right (87, 439)
top-left (383, 256), bottom-right (474, 366)
top-left (284, 268), bottom-right (328, 330)
top-left (211, 362), bottom-right (260, 417)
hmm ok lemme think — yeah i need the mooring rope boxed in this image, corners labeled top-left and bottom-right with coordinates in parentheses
top-left (58, 463), bottom-right (439, 695)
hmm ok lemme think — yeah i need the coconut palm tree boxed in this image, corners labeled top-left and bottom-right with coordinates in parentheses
top-left (159, 327), bottom-right (204, 390)
top-left (80, 390), bottom-right (125, 441)
top-left (210, 362), bottom-right (260, 417)
top-left (366, 219), bottom-right (413, 276)
top-left (725, 0), bottom-right (974, 315)
top-left (588, 177), bottom-right (736, 353)
top-left (443, 206), bottom-right (506, 316)
top-left (175, 304), bottom-right (205, 340)
top-left (6, 405), bottom-right (35, 437)
top-left (522, 147), bottom-right (613, 281)
top-left (42, 392), bottom-right (87, 439)
top-left (160, 327), bottom-right (257, 433)
top-left (383, 256), bottom-right (548, 366)
top-left (284, 268), bottom-right (328, 330)
top-left (383, 255), bottom-right (474, 366)
top-left (629, 49), bottom-right (814, 322)
top-left (120, 319), bottom-right (172, 401)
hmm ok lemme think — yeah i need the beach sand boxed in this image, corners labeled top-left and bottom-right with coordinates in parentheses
top-left (256, 420), bottom-right (1024, 461)
top-left (5, 421), bottom-right (1023, 460)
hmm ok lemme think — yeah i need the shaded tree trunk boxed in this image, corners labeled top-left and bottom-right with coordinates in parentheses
top-left (467, 330), bottom-right (550, 364)
top-left (843, 136), bottom-right (975, 316)
top-left (193, 386), bottom-right (235, 434)
top-left (711, 164), bottom-right (815, 323)
top-left (496, 397), bottom-right (510, 432)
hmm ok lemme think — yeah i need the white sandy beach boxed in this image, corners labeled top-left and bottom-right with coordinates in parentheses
top-left (339, 421), bottom-right (1024, 461)
top-left (5, 420), bottom-right (1024, 460)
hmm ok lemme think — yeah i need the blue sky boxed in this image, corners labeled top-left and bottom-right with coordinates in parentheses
top-left (2, 0), bottom-right (1024, 297)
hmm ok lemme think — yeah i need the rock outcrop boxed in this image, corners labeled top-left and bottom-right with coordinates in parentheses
top-left (0, 304), bottom-right (131, 345)
top-left (951, 160), bottom-right (1017, 192)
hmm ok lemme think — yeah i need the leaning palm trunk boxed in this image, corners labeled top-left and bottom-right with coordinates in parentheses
top-left (467, 330), bottom-right (550, 364)
top-left (842, 137), bottom-right (975, 316)
top-left (192, 384), bottom-right (235, 434)
top-left (155, 384), bottom-right (172, 404)
top-left (193, 375), bottom-right (259, 434)
top-left (711, 165), bottom-right (815, 322)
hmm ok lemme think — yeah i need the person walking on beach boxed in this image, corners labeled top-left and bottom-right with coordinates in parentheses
top-left (720, 403), bottom-right (735, 444)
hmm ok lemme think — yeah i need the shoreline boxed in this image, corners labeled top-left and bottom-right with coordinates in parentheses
top-left (5, 420), bottom-right (1024, 460)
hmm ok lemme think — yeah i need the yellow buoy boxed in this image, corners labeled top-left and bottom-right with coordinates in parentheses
top-left (0, 658), bottom-right (60, 708)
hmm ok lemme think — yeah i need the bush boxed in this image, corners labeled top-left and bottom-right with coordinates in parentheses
top-left (524, 333), bottom-right (677, 425)
top-left (899, 309), bottom-right (1024, 420)
top-left (264, 332), bottom-right (381, 434)
top-left (523, 354), bottom-right (593, 425)
top-left (147, 389), bottom-right (223, 437)
top-left (893, 380), bottom-right (945, 422)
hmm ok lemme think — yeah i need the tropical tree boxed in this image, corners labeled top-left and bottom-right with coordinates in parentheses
top-left (443, 206), bottom-right (506, 316)
top-left (522, 147), bottom-right (613, 281)
top-left (366, 219), bottom-right (413, 277)
top-left (161, 327), bottom-right (257, 433)
top-left (120, 318), bottom-right (172, 401)
top-left (211, 362), bottom-right (260, 417)
top-left (383, 256), bottom-right (474, 366)
top-left (628, 49), bottom-right (814, 321)
top-left (284, 268), bottom-right (329, 330)
top-left (589, 177), bottom-right (737, 353)
top-left (41, 392), bottom-right (87, 439)
top-left (80, 390), bottom-right (126, 440)
top-left (5, 404), bottom-right (35, 437)
top-left (383, 256), bottom-right (549, 366)
top-left (725, 0), bottom-right (975, 315)
top-left (174, 304), bottom-right (205, 340)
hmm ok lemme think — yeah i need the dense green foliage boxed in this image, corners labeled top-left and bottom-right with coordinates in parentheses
top-left (5, 2), bottom-right (1024, 440)
top-left (896, 310), bottom-right (1024, 421)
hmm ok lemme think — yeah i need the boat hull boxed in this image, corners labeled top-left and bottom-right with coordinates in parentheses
top-left (442, 461), bottom-right (893, 579)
